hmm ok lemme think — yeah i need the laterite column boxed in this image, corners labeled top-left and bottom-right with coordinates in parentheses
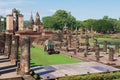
top-left (4, 34), bottom-right (12, 57)
top-left (103, 41), bottom-right (107, 53)
top-left (95, 45), bottom-right (100, 61)
top-left (20, 36), bottom-right (30, 75)
top-left (10, 35), bottom-right (19, 64)
top-left (109, 48), bottom-right (114, 61)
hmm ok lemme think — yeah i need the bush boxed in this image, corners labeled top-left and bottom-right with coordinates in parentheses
top-left (59, 71), bottom-right (120, 80)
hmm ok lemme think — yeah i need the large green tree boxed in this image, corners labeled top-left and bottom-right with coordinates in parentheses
top-left (83, 19), bottom-right (96, 30)
top-left (93, 19), bottom-right (114, 33)
top-left (42, 10), bottom-right (76, 30)
top-left (42, 16), bottom-right (57, 29)
top-left (42, 10), bottom-right (120, 33)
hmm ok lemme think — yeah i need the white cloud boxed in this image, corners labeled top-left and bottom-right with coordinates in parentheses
top-left (0, 0), bottom-right (23, 6)
top-left (49, 9), bottom-right (57, 13)
top-left (0, 9), bottom-right (11, 16)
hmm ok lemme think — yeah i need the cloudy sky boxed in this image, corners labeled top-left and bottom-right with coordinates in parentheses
top-left (0, 0), bottom-right (120, 21)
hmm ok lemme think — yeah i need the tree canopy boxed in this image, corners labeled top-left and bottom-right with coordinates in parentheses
top-left (42, 10), bottom-right (120, 33)
top-left (42, 10), bottom-right (76, 30)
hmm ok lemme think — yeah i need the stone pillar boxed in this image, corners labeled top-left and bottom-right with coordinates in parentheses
top-left (0, 33), bottom-right (5, 53)
top-left (76, 37), bottom-right (80, 52)
top-left (4, 34), bottom-right (12, 57)
top-left (84, 46), bottom-right (88, 57)
top-left (91, 27), bottom-right (94, 39)
top-left (93, 39), bottom-right (97, 51)
top-left (103, 41), bottom-right (107, 52)
top-left (68, 33), bottom-right (72, 48)
top-left (108, 48), bottom-right (114, 61)
top-left (80, 28), bottom-right (83, 38)
top-left (20, 36), bottom-right (30, 75)
top-left (66, 38), bottom-right (69, 52)
top-left (95, 45), bottom-right (100, 61)
top-left (10, 35), bottom-right (19, 64)
top-left (115, 44), bottom-right (119, 54)
top-left (85, 35), bottom-right (89, 46)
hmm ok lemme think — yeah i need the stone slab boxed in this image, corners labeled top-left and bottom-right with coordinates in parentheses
top-left (31, 61), bottom-right (120, 79)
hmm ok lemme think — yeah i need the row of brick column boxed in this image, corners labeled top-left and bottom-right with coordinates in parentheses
top-left (3, 34), bottom-right (30, 75)
top-left (83, 37), bottom-right (119, 62)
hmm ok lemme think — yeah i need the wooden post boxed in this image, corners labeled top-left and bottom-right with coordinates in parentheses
top-left (20, 36), bottom-right (30, 75)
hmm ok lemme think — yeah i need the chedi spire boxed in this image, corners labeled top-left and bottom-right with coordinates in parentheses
top-left (29, 12), bottom-right (34, 25)
top-left (35, 12), bottom-right (41, 25)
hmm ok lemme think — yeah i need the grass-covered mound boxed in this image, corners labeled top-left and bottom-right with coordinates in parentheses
top-left (30, 45), bottom-right (80, 66)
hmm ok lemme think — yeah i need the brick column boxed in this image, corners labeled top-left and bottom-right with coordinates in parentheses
top-left (95, 45), bottom-right (100, 61)
top-left (76, 37), bottom-right (80, 52)
top-left (68, 33), bottom-right (72, 48)
top-left (20, 36), bottom-right (30, 75)
top-left (80, 28), bottom-right (83, 38)
top-left (115, 44), bottom-right (119, 54)
top-left (84, 46), bottom-right (88, 57)
top-left (85, 35), bottom-right (89, 46)
top-left (4, 34), bottom-right (12, 57)
top-left (108, 48), bottom-right (114, 61)
top-left (103, 41), bottom-right (107, 52)
top-left (10, 35), bottom-right (19, 64)
top-left (0, 33), bottom-right (5, 53)
top-left (93, 39), bottom-right (97, 51)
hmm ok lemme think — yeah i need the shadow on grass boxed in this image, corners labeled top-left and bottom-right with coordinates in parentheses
top-left (30, 63), bottom-right (42, 67)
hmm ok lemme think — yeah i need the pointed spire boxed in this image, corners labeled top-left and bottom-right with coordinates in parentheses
top-left (35, 12), bottom-right (41, 25)
top-left (29, 12), bottom-right (34, 25)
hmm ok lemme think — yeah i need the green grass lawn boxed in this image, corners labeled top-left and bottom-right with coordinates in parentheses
top-left (97, 38), bottom-right (120, 42)
top-left (30, 45), bottom-right (80, 66)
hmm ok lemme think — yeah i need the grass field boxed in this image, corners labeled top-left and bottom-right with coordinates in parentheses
top-left (30, 45), bottom-right (80, 67)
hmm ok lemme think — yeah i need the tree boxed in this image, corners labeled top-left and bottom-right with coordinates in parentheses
top-left (115, 20), bottom-right (120, 32)
top-left (103, 16), bottom-right (109, 20)
top-left (24, 21), bottom-right (29, 28)
top-left (0, 16), bottom-right (6, 32)
top-left (93, 19), bottom-right (114, 33)
top-left (42, 10), bottom-right (76, 30)
top-left (42, 16), bottom-right (57, 29)
top-left (83, 19), bottom-right (96, 30)
top-left (75, 21), bottom-right (84, 29)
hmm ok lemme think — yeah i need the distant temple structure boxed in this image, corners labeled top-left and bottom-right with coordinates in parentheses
top-left (6, 8), bottom-right (23, 33)
top-left (27, 12), bottom-right (44, 32)
top-left (6, 8), bottom-right (45, 37)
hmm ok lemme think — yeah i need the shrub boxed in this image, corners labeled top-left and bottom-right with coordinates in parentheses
top-left (59, 71), bottom-right (120, 80)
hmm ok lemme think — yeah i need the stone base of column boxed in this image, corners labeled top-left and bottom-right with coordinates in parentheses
top-left (10, 55), bottom-right (17, 64)
top-left (19, 62), bottom-right (30, 75)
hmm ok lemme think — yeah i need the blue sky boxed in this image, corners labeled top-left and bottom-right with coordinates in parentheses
top-left (0, 0), bottom-right (120, 21)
